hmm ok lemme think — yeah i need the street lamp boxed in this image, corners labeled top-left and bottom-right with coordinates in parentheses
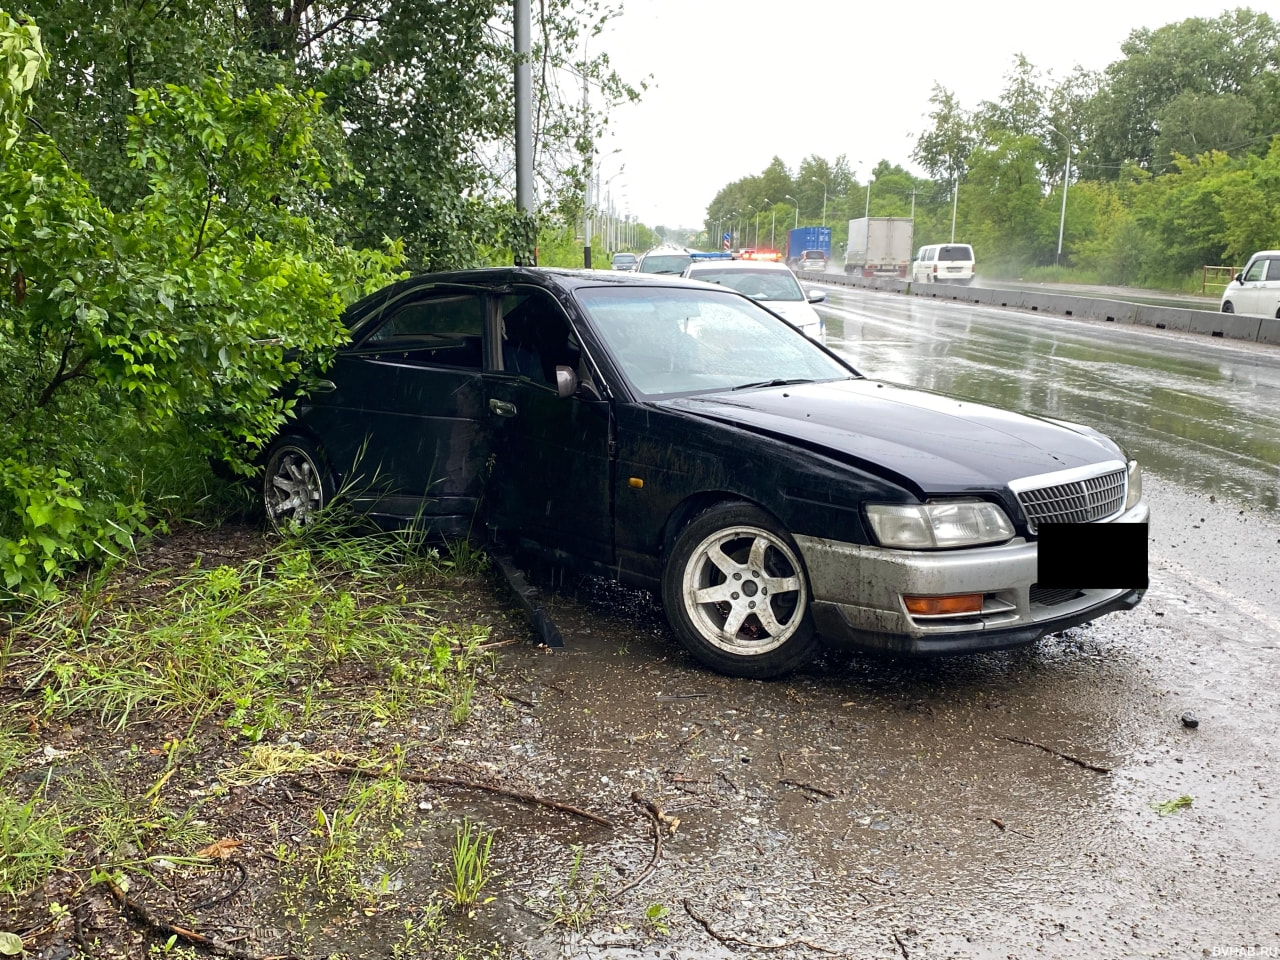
top-left (742, 205), bottom-right (755, 249)
top-left (784, 194), bottom-right (799, 230)
top-left (756, 199), bottom-right (769, 249)
top-left (1049, 126), bottom-right (1072, 265)
top-left (950, 168), bottom-right (959, 243)
top-left (809, 177), bottom-right (827, 227)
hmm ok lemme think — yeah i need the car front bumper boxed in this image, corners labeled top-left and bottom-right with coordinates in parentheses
top-left (794, 501), bottom-right (1149, 655)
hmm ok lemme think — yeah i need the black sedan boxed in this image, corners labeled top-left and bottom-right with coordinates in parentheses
top-left (262, 268), bottom-right (1147, 678)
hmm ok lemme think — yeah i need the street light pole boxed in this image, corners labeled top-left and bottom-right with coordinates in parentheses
top-left (784, 194), bottom-right (799, 230)
top-left (809, 177), bottom-right (827, 228)
top-left (950, 168), bottom-right (959, 243)
top-left (1049, 126), bottom-right (1072, 265)
top-left (756, 199), bottom-right (768, 249)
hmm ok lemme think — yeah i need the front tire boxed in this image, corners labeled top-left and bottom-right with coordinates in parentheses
top-left (662, 502), bottom-right (817, 678)
top-left (262, 436), bottom-right (334, 529)
top-left (1222, 301), bottom-right (1234, 313)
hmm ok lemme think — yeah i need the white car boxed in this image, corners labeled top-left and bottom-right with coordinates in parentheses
top-left (682, 259), bottom-right (825, 339)
top-left (1220, 251), bottom-right (1280, 318)
top-left (912, 243), bottom-right (975, 285)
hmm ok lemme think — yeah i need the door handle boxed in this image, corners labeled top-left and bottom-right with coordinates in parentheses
top-left (311, 379), bottom-right (337, 394)
top-left (489, 398), bottom-right (518, 418)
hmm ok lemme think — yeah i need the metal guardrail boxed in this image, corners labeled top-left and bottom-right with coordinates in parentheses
top-left (815, 273), bottom-right (1280, 347)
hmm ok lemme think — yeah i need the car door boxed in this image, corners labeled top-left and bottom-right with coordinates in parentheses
top-left (308, 285), bottom-right (489, 529)
top-left (1263, 258), bottom-right (1280, 318)
top-left (483, 287), bottom-right (615, 563)
top-left (1235, 257), bottom-right (1268, 315)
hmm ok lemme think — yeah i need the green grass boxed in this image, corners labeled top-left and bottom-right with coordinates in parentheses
top-left (14, 524), bottom-right (492, 737)
top-left (446, 819), bottom-right (494, 909)
top-left (0, 733), bottom-right (65, 897)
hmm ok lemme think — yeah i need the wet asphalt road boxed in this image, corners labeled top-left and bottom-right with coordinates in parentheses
top-left (476, 287), bottom-right (1280, 960)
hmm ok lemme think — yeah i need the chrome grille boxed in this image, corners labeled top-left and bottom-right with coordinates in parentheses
top-left (1016, 468), bottom-right (1126, 533)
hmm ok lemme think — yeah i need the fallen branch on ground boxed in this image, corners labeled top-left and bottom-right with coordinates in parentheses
top-left (778, 779), bottom-right (837, 798)
top-left (996, 736), bottom-right (1111, 774)
top-left (611, 793), bottom-right (666, 899)
top-left (329, 765), bottom-right (613, 827)
top-left (683, 899), bottom-right (836, 953)
top-left (100, 872), bottom-right (274, 960)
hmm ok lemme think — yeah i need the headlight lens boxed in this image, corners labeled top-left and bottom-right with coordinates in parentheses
top-left (866, 499), bottom-right (1015, 549)
top-left (1125, 459), bottom-right (1142, 510)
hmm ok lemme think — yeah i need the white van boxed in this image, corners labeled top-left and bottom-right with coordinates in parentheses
top-left (1220, 251), bottom-right (1280, 319)
top-left (912, 243), bottom-right (975, 285)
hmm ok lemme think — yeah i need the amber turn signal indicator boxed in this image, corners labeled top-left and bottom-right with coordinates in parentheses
top-left (628, 477), bottom-right (644, 488)
top-left (904, 594), bottom-right (983, 616)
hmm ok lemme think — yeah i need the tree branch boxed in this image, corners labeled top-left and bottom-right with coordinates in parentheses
top-left (37, 340), bottom-right (91, 408)
top-left (192, 192), bottom-right (215, 260)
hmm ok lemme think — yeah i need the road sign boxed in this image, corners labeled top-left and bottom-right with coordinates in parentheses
top-left (723, 232), bottom-right (731, 250)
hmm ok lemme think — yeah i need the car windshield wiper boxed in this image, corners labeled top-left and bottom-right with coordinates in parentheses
top-left (730, 378), bottom-right (815, 391)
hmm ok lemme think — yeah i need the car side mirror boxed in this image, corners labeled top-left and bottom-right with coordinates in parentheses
top-left (1235, 274), bottom-right (1244, 284)
top-left (807, 290), bottom-right (826, 304)
top-left (555, 365), bottom-right (578, 399)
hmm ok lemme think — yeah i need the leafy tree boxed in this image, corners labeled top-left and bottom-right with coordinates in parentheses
top-left (1, 17), bottom-right (401, 597)
top-left (1088, 9), bottom-right (1280, 171)
top-left (912, 84), bottom-right (975, 181)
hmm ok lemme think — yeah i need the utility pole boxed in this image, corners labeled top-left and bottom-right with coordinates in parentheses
top-left (514, 0), bottom-right (533, 265)
top-left (950, 171), bottom-right (959, 243)
top-left (580, 46), bottom-right (592, 269)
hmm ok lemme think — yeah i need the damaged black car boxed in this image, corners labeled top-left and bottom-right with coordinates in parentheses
top-left (262, 268), bottom-right (1147, 678)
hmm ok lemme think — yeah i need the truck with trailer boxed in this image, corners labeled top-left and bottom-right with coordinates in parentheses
top-left (844, 217), bottom-right (914, 277)
top-left (785, 226), bottom-right (831, 267)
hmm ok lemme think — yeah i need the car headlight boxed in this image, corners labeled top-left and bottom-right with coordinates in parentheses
top-left (1125, 459), bottom-right (1142, 511)
top-left (865, 499), bottom-right (1016, 549)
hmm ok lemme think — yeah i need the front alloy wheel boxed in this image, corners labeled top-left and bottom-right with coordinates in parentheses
top-left (262, 437), bottom-right (332, 529)
top-left (663, 502), bottom-right (816, 678)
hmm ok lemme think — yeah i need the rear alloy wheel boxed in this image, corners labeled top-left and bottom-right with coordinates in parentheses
top-left (1222, 301), bottom-right (1234, 313)
top-left (262, 436), bottom-right (333, 529)
top-left (662, 502), bottom-right (817, 678)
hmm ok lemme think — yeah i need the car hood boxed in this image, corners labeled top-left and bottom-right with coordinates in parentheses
top-left (661, 378), bottom-right (1123, 494)
top-left (762, 299), bottom-right (820, 329)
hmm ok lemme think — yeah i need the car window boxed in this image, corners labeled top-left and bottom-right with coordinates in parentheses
top-left (688, 267), bottom-right (803, 301)
top-left (1267, 259), bottom-right (1280, 281)
top-left (801, 250), bottom-right (825, 260)
top-left (575, 286), bottom-right (850, 398)
top-left (639, 254), bottom-right (693, 275)
top-left (498, 290), bottom-right (582, 388)
top-left (364, 293), bottom-right (485, 369)
top-left (939, 245), bottom-right (973, 261)
top-left (1243, 260), bottom-right (1267, 282)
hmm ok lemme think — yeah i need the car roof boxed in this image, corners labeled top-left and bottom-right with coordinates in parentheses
top-left (340, 266), bottom-right (728, 329)
top-left (685, 259), bottom-right (792, 272)
top-left (1246, 250), bottom-right (1280, 258)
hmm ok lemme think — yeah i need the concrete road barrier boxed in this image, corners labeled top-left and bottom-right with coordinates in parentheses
top-left (817, 272), bottom-right (1275, 346)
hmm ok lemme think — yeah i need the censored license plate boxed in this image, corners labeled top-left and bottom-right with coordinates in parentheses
top-left (1037, 523), bottom-right (1148, 589)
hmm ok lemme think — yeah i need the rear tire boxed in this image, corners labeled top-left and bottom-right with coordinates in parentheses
top-left (662, 502), bottom-right (817, 678)
top-left (262, 436), bottom-right (335, 530)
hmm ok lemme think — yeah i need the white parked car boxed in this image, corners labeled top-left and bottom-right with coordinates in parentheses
top-left (1220, 251), bottom-right (1280, 319)
top-left (682, 259), bottom-right (825, 339)
top-left (912, 243), bottom-right (975, 285)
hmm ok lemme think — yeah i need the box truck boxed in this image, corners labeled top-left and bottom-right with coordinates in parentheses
top-left (844, 217), bottom-right (913, 277)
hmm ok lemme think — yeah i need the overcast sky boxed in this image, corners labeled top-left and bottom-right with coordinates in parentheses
top-left (593, 0), bottom-right (1276, 229)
